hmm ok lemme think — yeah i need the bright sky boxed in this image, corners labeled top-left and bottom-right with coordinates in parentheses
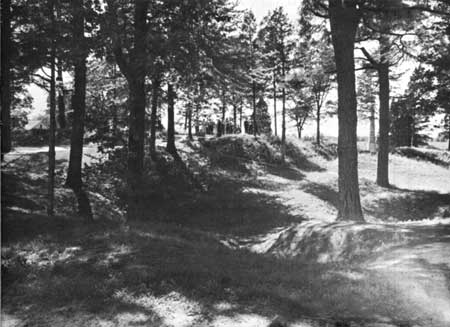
top-left (237, 0), bottom-right (299, 22)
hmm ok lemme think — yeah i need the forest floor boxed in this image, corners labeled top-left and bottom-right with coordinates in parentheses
top-left (2, 135), bottom-right (450, 327)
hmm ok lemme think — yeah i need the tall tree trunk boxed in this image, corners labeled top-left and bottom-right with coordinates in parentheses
top-left (166, 83), bottom-right (179, 158)
top-left (1, 0), bottom-right (12, 157)
top-left (195, 83), bottom-right (200, 135)
top-left (125, 0), bottom-right (148, 220)
top-left (239, 105), bottom-right (243, 133)
top-left (281, 62), bottom-right (286, 162)
top-left (376, 64), bottom-right (390, 187)
top-left (66, 0), bottom-right (92, 221)
top-left (195, 103), bottom-right (200, 135)
top-left (329, 1), bottom-right (364, 222)
top-left (107, 0), bottom-right (149, 220)
top-left (48, 0), bottom-right (57, 216)
top-left (127, 78), bottom-right (146, 219)
top-left (252, 81), bottom-right (257, 136)
top-left (448, 121), bottom-right (450, 151)
top-left (57, 61), bottom-right (66, 129)
top-left (221, 96), bottom-right (226, 135)
top-left (369, 106), bottom-right (376, 154)
top-left (273, 71), bottom-right (277, 136)
top-left (316, 103), bottom-right (321, 145)
top-left (188, 104), bottom-right (193, 140)
top-left (149, 76), bottom-right (159, 159)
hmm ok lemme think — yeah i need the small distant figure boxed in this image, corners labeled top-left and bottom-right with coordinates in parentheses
top-left (244, 120), bottom-right (250, 134)
top-left (217, 120), bottom-right (223, 137)
top-left (205, 121), bottom-right (215, 135)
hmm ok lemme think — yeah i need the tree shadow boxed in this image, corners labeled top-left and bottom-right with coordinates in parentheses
top-left (301, 182), bottom-right (340, 209)
top-left (364, 188), bottom-right (450, 221)
top-left (158, 176), bottom-right (305, 237)
top-left (264, 164), bottom-right (305, 181)
top-left (285, 142), bottom-right (327, 172)
top-left (393, 147), bottom-right (450, 167)
top-left (1, 218), bottom-right (379, 326)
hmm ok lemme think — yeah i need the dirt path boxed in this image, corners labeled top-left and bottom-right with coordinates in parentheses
top-left (238, 152), bottom-right (450, 326)
top-left (365, 242), bottom-right (450, 326)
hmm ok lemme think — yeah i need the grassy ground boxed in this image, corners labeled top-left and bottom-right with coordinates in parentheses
top-left (2, 136), bottom-right (450, 327)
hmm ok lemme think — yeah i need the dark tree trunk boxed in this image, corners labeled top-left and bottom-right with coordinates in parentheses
top-left (195, 103), bottom-right (200, 135)
top-left (124, 0), bottom-right (148, 220)
top-left (296, 118), bottom-right (302, 139)
top-left (295, 120), bottom-right (300, 138)
top-left (195, 84), bottom-right (200, 135)
top-left (107, 0), bottom-right (149, 220)
top-left (57, 61), bottom-right (66, 129)
top-left (273, 71), bottom-right (277, 136)
top-left (252, 81), bottom-right (257, 136)
top-left (66, 0), bottom-right (92, 221)
top-left (48, 0), bottom-right (57, 216)
top-left (188, 105), bottom-right (193, 140)
top-left (376, 64), bottom-right (390, 187)
top-left (239, 105), bottom-right (243, 133)
top-left (281, 62), bottom-right (286, 162)
top-left (126, 78), bottom-right (146, 219)
top-left (112, 103), bottom-right (118, 138)
top-left (329, 1), bottom-right (364, 222)
top-left (448, 124), bottom-right (450, 151)
top-left (166, 83), bottom-right (179, 158)
top-left (1, 0), bottom-right (12, 157)
top-left (316, 103), bottom-right (321, 145)
top-left (369, 106), bottom-right (376, 154)
top-left (149, 76), bottom-right (160, 159)
top-left (221, 88), bottom-right (226, 135)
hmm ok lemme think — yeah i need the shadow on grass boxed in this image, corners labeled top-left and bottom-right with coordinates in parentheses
top-left (364, 189), bottom-right (450, 221)
top-left (286, 147), bottom-right (326, 172)
top-left (1, 217), bottom-right (384, 326)
top-left (265, 164), bottom-right (305, 181)
top-left (393, 147), bottom-right (450, 167)
top-left (158, 176), bottom-right (304, 237)
top-left (301, 182), bottom-right (340, 209)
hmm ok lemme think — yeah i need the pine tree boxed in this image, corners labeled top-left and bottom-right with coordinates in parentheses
top-left (296, 7), bottom-right (334, 146)
top-left (357, 70), bottom-right (378, 153)
top-left (258, 7), bottom-right (294, 161)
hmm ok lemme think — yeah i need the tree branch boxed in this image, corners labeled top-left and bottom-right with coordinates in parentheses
top-left (105, 0), bottom-right (130, 79)
top-left (358, 47), bottom-right (380, 67)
